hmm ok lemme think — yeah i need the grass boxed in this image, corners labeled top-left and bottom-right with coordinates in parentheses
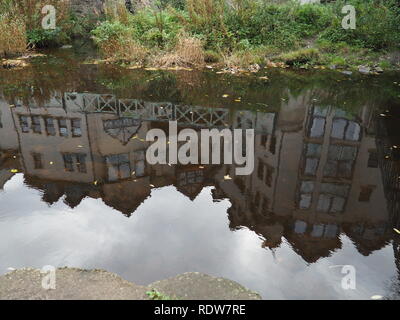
top-left (0, 14), bottom-right (26, 57)
top-left (91, 0), bottom-right (400, 71)
top-left (152, 34), bottom-right (205, 68)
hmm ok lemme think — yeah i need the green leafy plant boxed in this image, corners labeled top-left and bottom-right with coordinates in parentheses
top-left (146, 289), bottom-right (173, 300)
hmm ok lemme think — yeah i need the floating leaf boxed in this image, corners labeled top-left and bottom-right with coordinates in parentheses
top-left (222, 94), bottom-right (229, 98)
top-left (224, 175), bottom-right (232, 180)
top-left (10, 169), bottom-right (18, 173)
top-left (394, 228), bottom-right (400, 234)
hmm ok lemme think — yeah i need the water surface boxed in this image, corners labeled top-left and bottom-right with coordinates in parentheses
top-left (1, 50), bottom-right (400, 299)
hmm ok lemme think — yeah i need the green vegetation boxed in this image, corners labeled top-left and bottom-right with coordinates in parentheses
top-left (0, 0), bottom-right (97, 57)
top-left (146, 289), bottom-right (174, 300)
top-left (92, 0), bottom-right (400, 70)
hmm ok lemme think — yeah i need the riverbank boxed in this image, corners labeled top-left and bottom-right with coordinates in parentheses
top-left (89, 0), bottom-right (400, 72)
top-left (0, 268), bottom-right (262, 300)
top-left (1, 1), bottom-right (399, 73)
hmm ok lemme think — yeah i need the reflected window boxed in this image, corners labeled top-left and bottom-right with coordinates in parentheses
top-left (71, 119), bottom-right (82, 137)
top-left (325, 224), bottom-right (338, 238)
top-left (63, 153), bottom-right (74, 172)
top-left (311, 224), bottom-right (324, 237)
top-left (304, 158), bottom-right (319, 176)
top-left (358, 186), bottom-right (375, 202)
top-left (317, 183), bottom-right (350, 213)
top-left (299, 180), bottom-right (315, 209)
top-left (58, 119), bottom-right (68, 137)
top-left (303, 143), bottom-right (322, 177)
top-left (269, 136), bottom-right (276, 155)
top-left (309, 117), bottom-right (326, 138)
top-left (261, 135), bottom-right (268, 147)
top-left (367, 150), bottom-right (378, 168)
top-left (294, 220), bottom-right (307, 234)
top-left (44, 117), bottom-right (56, 136)
top-left (331, 119), bottom-right (361, 141)
top-left (32, 153), bottom-right (43, 169)
top-left (31, 116), bottom-right (41, 134)
top-left (324, 145), bottom-right (357, 179)
top-left (311, 224), bottom-right (338, 238)
top-left (105, 154), bottom-right (131, 182)
top-left (306, 143), bottom-right (322, 158)
top-left (62, 153), bottom-right (87, 173)
top-left (19, 115), bottom-right (29, 133)
top-left (76, 154), bottom-right (87, 173)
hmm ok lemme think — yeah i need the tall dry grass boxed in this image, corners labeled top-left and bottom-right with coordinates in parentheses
top-left (99, 38), bottom-right (148, 64)
top-left (0, 14), bottom-right (27, 57)
top-left (104, 0), bottom-right (131, 24)
top-left (0, 0), bottom-right (71, 56)
top-left (1, 0), bottom-right (71, 30)
top-left (153, 35), bottom-right (205, 68)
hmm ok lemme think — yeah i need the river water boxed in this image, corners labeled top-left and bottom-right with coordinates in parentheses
top-left (0, 49), bottom-right (399, 299)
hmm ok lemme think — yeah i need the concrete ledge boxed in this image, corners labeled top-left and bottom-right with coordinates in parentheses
top-left (0, 268), bottom-right (262, 300)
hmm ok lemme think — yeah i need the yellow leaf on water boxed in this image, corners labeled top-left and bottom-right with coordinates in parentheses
top-left (394, 228), bottom-right (400, 234)
top-left (93, 181), bottom-right (98, 186)
top-left (10, 169), bottom-right (18, 173)
top-left (224, 175), bottom-right (232, 180)
top-left (222, 94), bottom-right (229, 98)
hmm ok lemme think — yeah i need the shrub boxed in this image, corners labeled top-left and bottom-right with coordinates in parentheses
top-left (27, 28), bottom-right (66, 48)
top-left (319, 0), bottom-right (400, 50)
top-left (92, 20), bottom-right (148, 63)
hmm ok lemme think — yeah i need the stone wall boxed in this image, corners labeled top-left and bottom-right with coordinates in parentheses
top-left (70, 0), bottom-right (106, 16)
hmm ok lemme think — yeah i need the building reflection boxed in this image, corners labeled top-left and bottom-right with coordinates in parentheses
top-left (0, 91), bottom-right (398, 265)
